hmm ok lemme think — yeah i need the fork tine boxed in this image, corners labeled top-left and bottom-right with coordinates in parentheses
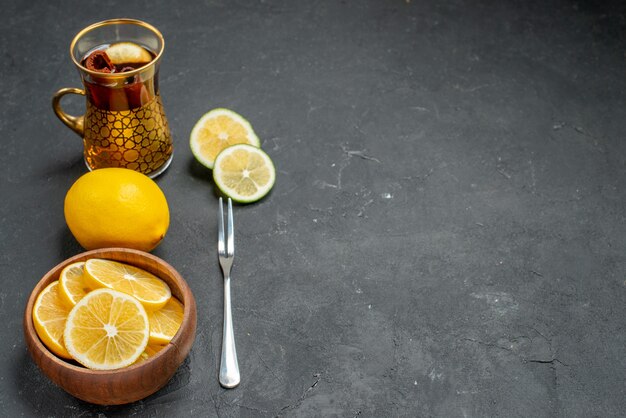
top-left (218, 197), bottom-right (225, 255)
top-left (227, 198), bottom-right (234, 257)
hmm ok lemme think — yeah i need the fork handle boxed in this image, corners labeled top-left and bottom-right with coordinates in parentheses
top-left (219, 275), bottom-right (240, 388)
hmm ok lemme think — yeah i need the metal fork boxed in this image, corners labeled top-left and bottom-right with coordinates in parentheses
top-left (218, 197), bottom-right (240, 388)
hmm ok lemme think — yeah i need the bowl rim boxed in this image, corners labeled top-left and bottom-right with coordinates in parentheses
top-left (24, 247), bottom-right (195, 375)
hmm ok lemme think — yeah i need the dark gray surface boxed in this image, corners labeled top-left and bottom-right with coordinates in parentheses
top-left (1, 0), bottom-right (625, 417)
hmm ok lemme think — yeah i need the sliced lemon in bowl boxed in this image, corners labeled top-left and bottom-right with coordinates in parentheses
top-left (64, 288), bottom-right (149, 370)
top-left (32, 281), bottom-right (72, 359)
top-left (147, 297), bottom-right (184, 345)
top-left (136, 343), bottom-right (167, 363)
top-left (213, 143), bottom-right (276, 203)
top-left (84, 259), bottom-right (171, 311)
top-left (58, 261), bottom-right (90, 307)
top-left (190, 108), bottom-right (260, 169)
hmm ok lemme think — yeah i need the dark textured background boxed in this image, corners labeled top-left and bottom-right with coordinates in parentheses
top-left (1, 0), bottom-right (625, 416)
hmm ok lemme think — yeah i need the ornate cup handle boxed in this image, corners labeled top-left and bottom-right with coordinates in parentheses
top-left (52, 87), bottom-right (85, 137)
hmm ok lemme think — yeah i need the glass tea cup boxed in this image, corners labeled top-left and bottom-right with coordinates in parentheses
top-left (52, 19), bottom-right (173, 178)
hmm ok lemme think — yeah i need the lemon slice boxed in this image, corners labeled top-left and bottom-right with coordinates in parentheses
top-left (32, 281), bottom-right (72, 359)
top-left (58, 262), bottom-right (91, 307)
top-left (148, 297), bottom-right (184, 345)
top-left (106, 42), bottom-right (152, 65)
top-left (136, 343), bottom-right (166, 363)
top-left (190, 108), bottom-right (260, 169)
top-left (64, 288), bottom-right (149, 370)
top-left (213, 144), bottom-right (276, 203)
top-left (84, 259), bottom-right (171, 311)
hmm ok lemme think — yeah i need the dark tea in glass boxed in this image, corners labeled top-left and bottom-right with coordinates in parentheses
top-left (52, 19), bottom-right (173, 178)
top-left (81, 42), bottom-right (157, 110)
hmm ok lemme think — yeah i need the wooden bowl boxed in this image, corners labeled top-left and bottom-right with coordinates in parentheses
top-left (23, 248), bottom-right (197, 405)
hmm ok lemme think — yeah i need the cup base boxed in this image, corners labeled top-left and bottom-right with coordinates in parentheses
top-left (83, 152), bottom-right (173, 179)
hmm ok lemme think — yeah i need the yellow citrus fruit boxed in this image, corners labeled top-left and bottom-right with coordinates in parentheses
top-left (148, 297), bottom-right (184, 345)
top-left (58, 262), bottom-right (90, 307)
top-left (84, 259), bottom-right (171, 311)
top-left (106, 42), bottom-right (152, 65)
top-left (64, 168), bottom-right (169, 252)
top-left (32, 281), bottom-right (72, 359)
top-left (64, 288), bottom-right (150, 370)
top-left (135, 343), bottom-right (166, 363)
top-left (190, 108), bottom-right (260, 169)
top-left (213, 144), bottom-right (276, 203)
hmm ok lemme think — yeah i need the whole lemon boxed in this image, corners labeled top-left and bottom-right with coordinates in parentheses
top-left (64, 168), bottom-right (170, 252)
